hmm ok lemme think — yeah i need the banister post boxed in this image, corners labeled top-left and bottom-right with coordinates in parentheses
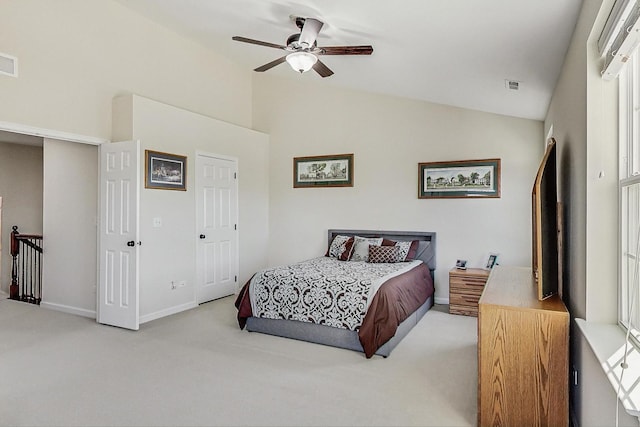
top-left (9, 226), bottom-right (19, 300)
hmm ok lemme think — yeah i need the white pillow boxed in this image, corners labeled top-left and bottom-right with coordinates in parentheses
top-left (349, 236), bottom-right (383, 262)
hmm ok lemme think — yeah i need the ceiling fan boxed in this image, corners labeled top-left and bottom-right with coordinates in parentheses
top-left (232, 16), bottom-right (373, 78)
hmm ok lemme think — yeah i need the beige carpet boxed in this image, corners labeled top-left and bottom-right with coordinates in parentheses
top-left (0, 297), bottom-right (478, 426)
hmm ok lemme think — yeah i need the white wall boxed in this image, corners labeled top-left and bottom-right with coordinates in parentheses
top-left (0, 141), bottom-right (43, 293)
top-left (113, 94), bottom-right (269, 320)
top-left (545, 0), bottom-right (625, 425)
top-left (252, 74), bottom-right (543, 302)
top-left (41, 138), bottom-right (98, 316)
top-left (585, 9), bottom-right (619, 324)
top-left (546, 0), bottom-right (618, 323)
top-left (0, 0), bottom-right (253, 138)
top-left (578, 336), bottom-right (637, 426)
top-left (0, 0), bottom-right (258, 316)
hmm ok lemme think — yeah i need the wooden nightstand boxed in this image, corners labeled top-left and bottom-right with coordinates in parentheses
top-left (449, 267), bottom-right (490, 316)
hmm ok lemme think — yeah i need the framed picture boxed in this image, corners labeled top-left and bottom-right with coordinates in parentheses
top-left (485, 253), bottom-right (499, 270)
top-left (293, 153), bottom-right (354, 188)
top-left (418, 158), bottom-right (501, 199)
top-left (145, 150), bottom-right (187, 191)
top-left (455, 259), bottom-right (467, 270)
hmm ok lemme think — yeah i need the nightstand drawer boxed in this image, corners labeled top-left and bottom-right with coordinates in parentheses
top-left (449, 305), bottom-right (479, 316)
top-left (450, 283), bottom-right (485, 298)
top-left (449, 268), bottom-right (490, 317)
top-left (450, 276), bottom-right (488, 287)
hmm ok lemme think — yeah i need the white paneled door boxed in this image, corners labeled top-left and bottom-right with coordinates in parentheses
top-left (196, 153), bottom-right (238, 304)
top-left (97, 141), bottom-right (140, 330)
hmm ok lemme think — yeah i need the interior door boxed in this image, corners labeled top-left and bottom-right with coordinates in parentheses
top-left (97, 140), bottom-right (140, 330)
top-left (196, 153), bottom-right (238, 303)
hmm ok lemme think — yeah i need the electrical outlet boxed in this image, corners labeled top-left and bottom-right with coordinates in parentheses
top-left (178, 280), bottom-right (186, 287)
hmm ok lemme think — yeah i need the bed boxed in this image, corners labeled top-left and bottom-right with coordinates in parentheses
top-left (234, 229), bottom-right (436, 358)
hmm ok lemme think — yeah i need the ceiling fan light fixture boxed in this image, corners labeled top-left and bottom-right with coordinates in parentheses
top-left (286, 51), bottom-right (317, 73)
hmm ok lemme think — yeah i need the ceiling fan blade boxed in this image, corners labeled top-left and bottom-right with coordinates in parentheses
top-left (232, 36), bottom-right (286, 50)
top-left (312, 60), bottom-right (334, 78)
top-left (299, 18), bottom-right (324, 48)
top-left (319, 45), bottom-right (374, 56)
top-left (254, 56), bottom-right (287, 72)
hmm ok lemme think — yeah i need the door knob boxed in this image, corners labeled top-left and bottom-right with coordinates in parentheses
top-left (199, 234), bottom-right (206, 239)
top-left (127, 241), bottom-right (135, 247)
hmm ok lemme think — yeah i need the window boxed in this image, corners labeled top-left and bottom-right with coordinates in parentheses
top-left (620, 54), bottom-right (640, 342)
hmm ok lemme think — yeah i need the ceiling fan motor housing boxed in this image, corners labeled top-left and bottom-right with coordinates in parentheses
top-left (286, 33), bottom-right (300, 47)
top-left (294, 16), bottom-right (306, 29)
top-left (286, 33), bottom-right (317, 51)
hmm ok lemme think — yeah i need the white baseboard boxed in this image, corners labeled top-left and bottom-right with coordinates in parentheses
top-left (140, 301), bottom-right (198, 324)
top-left (40, 301), bottom-right (96, 318)
top-left (434, 297), bottom-right (450, 305)
top-left (41, 300), bottom-right (199, 325)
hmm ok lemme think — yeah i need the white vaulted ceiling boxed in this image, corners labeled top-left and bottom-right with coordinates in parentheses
top-left (118, 0), bottom-right (584, 121)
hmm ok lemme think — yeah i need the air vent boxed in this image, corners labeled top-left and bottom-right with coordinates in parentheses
top-left (505, 79), bottom-right (520, 91)
top-left (0, 52), bottom-right (18, 77)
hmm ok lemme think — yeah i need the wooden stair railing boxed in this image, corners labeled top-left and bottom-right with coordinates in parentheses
top-left (10, 225), bottom-right (43, 305)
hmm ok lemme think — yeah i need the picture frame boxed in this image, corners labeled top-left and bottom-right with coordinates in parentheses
top-left (145, 150), bottom-right (187, 191)
top-left (455, 259), bottom-right (467, 270)
top-left (485, 253), bottom-right (499, 270)
top-left (293, 153), bottom-right (354, 188)
top-left (418, 158), bottom-right (501, 199)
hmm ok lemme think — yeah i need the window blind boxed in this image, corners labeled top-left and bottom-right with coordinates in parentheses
top-left (600, 0), bottom-right (640, 80)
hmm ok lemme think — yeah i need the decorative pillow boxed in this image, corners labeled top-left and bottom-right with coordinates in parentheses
top-left (382, 239), bottom-right (420, 261)
top-left (327, 235), bottom-right (355, 261)
top-left (381, 238), bottom-right (397, 246)
top-left (405, 240), bottom-right (420, 260)
top-left (368, 245), bottom-right (401, 263)
top-left (349, 236), bottom-right (383, 262)
top-left (395, 241), bottom-right (413, 261)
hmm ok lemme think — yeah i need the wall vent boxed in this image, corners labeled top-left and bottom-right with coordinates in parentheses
top-left (505, 79), bottom-right (520, 91)
top-left (0, 52), bottom-right (18, 77)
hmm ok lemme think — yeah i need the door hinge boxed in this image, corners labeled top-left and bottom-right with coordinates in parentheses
top-left (234, 224), bottom-right (237, 230)
top-left (234, 172), bottom-right (237, 179)
top-left (235, 275), bottom-right (237, 282)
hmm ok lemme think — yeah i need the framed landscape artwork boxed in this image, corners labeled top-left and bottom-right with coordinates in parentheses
top-left (293, 153), bottom-right (354, 188)
top-left (145, 150), bottom-right (187, 191)
top-left (418, 158), bottom-right (501, 199)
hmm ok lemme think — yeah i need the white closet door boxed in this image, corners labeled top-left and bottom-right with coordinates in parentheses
top-left (196, 153), bottom-right (238, 303)
top-left (97, 140), bottom-right (140, 330)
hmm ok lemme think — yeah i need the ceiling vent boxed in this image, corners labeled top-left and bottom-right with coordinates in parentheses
top-left (505, 80), bottom-right (520, 91)
top-left (0, 52), bottom-right (17, 77)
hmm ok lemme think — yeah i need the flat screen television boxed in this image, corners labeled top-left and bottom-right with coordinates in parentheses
top-left (532, 138), bottom-right (559, 300)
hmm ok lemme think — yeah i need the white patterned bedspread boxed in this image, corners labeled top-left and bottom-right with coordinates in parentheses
top-left (249, 257), bottom-right (422, 331)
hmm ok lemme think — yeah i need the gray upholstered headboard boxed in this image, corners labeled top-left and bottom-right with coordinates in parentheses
top-left (327, 229), bottom-right (437, 275)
